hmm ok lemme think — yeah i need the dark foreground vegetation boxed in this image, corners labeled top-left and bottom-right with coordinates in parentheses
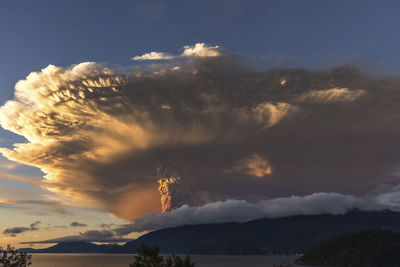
top-left (130, 244), bottom-right (195, 267)
top-left (5, 243), bottom-right (195, 267)
top-left (296, 229), bottom-right (400, 266)
top-left (0, 245), bottom-right (31, 267)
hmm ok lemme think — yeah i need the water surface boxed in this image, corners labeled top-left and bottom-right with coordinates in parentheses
top-left (31, 254), bottom-right (305, 267)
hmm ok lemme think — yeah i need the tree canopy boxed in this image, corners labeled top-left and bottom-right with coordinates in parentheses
top-left (296, 229), bottom-right (400, 266)
top-left (130, 244), bottom-right (195, 267)
top-left (0, 245), bottom-right (32, 267)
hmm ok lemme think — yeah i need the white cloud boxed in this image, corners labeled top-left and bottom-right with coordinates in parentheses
top-left (132, 43), bottom-right (222, 62)
top-left (132, 52), bottom-right (175, 61)
top-left (114, 192), bottom-right (379, 234)
top-left (182, 43), bottom-right (221, 57)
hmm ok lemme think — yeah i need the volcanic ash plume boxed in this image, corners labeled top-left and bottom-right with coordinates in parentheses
top-left (2, 43), bottom-right (400, 220)
top-left (158, 177), bottom-right (178, 212)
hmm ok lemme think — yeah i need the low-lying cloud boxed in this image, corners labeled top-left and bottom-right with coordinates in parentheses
top-left (2, 43), bottom-right (400, 221)
top-left (20, 229), bottom-right (132, 244)
top-left (22, 191), bottom-right (384, 244)
top-left (114, 192), bottom-right (380, 234)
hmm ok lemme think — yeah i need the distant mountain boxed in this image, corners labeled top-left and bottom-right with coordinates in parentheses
top-left (18, 210), bottom-right (400, 255)
top-left (113, 210), bottom-right (400, 255)
top-left (296, 229), bottom-right (400, 266)
top-left (18, 241), bottom-right (121, 253)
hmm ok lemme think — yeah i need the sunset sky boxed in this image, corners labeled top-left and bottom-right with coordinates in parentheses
top-left (2, 0), bottom-right (400, 248)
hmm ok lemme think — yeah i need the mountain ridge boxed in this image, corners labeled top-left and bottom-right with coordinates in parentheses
top-left (116, 210), bottom-right (400, 254)
top-left (19, 210), bottom-right (400, 255)
top-left (18, 241), bottom-right (121, 253)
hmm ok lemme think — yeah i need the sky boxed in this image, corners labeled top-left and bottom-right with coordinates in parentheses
top-left (2, 0), bottom-right (400, 248)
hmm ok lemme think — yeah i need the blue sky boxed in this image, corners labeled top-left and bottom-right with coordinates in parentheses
top-left (2, 0), bottom-right (400, 99)
top-left (1, 0), bottom-right (400, 247)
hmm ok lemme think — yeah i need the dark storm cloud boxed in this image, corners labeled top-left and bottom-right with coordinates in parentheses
top-left (1, 43), bottom-right (400, 221)
top-left (70, 222), bottom-right (87, 228)
top-left (3, 221), bottom-right (41, 236)
top-left (3, 227), bottom-right (31, 236)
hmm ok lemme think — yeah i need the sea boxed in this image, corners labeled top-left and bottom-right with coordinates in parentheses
top-left (31, 254), bottom-right (307, 267)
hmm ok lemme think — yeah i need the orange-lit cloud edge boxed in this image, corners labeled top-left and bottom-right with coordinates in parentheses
top-left (1, 42), bottom-right (400, 240)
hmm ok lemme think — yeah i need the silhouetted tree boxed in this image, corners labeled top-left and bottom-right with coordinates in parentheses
top-left (130, 244), bottom-right (194, 267)
top-left (272, 263), bottom-right (292, 267)
top-left (0, 245), bottom-right (32, 267)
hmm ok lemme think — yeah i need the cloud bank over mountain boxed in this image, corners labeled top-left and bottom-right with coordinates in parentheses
top-left (19, 191), bottom-right (384, 244)
top-left (114, 192), bottom-right (380, 234)
top-left (2, 43), bottom-right (400, 222)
